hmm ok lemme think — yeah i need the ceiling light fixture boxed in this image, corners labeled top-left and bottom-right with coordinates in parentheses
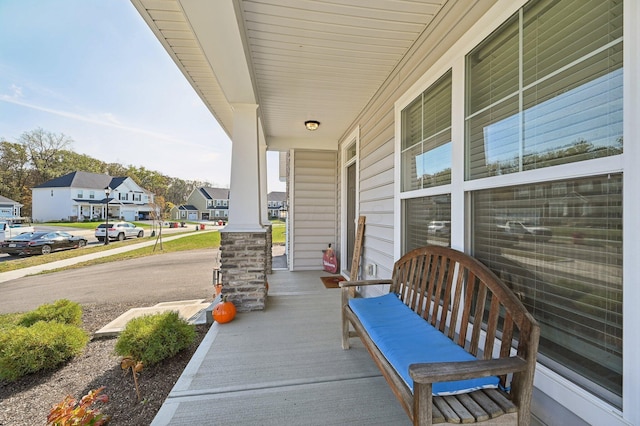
top-left (304, 120), bottom-right (320, 131)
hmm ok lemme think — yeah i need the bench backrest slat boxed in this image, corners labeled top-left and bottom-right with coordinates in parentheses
top-left (484, 294), bottom-right (501, 360)
top-left (470, 282), bottom-right (488, 357)
top-left (438, 258), bottom-right (455, 334)
top-left (448, 263), bottom-right (465, 341)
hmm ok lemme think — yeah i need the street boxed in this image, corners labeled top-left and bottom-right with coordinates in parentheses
top-left (0, 248), bottom-right (219, 314)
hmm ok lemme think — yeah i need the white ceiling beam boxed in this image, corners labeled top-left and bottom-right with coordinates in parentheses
top-left (180, 0), bottom-right (256, 104)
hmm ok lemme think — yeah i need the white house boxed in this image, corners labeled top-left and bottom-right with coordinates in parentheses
top-left (0, 195), bottom-right (24, 221)
top-left (132, 0), bottom-right (638, 424)
top-left (32, 171), bottom-right (155, 222)
top-left (267, 191), bottom-right (286, 219)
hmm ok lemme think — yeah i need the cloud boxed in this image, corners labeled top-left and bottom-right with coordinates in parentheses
top-left (9, 84), bottom-right (23, 98)
top-left (0, 94), bottom-right (209, 150)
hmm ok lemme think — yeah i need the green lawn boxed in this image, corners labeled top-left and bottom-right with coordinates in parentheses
top-left (271, 220), bottom-right (286, 244)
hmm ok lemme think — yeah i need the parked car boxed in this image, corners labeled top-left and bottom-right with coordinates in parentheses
top-left (95, 222), bottom-right (145, 242)
top-left (497, 221), bottom-right (552, 242)
top-left (0, 231), bottom-right (88, 256)
top-left (427, 220), bottom-right (451, 236)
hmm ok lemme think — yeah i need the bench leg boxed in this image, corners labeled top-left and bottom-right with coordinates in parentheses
top-left (413, 382), bottom-right (432, 426)
top-left (341, 311), bottom-right (350, 349)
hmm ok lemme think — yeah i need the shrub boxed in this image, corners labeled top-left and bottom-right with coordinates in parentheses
top-left (18, 299), bottom-right (83, 327)
top-left (114, 311), bottom-right (195, 366)
top-left (0, 321), bottom-right (89, 381)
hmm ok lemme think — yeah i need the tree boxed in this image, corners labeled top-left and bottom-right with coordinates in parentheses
top-left (0, 140), bottom-right (32, 216)
top-left (58, 150), bottom-right (107, 174)
top-left (18, 128), bottom-right (73, 183)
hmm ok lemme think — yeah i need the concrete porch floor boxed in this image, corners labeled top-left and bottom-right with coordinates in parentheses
top-left (151, 270), bottom-right (411, 425)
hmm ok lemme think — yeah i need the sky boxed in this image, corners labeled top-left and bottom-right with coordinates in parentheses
top-left (0, 0), bottom-right (285, 192)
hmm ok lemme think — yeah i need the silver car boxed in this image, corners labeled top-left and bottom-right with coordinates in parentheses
top-left (95, 222), bottom-right (145, 242)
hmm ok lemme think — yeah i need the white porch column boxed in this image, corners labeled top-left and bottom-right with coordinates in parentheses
top-left (259, 121), bottom-right (269, 226)
top-left (220, 103), bottom-right (268, 311)
top-left (224, 103), bottom-right (265, 233)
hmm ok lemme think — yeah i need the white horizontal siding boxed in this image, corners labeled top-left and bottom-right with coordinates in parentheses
top-left (291, 150), bottom-right (338, 271)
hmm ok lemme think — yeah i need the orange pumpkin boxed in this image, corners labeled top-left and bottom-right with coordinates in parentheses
top-left (212, 297), bottom-right (236, 324)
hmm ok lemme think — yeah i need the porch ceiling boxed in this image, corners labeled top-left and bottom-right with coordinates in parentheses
top-left (131, 0), bottom-right (450, 150)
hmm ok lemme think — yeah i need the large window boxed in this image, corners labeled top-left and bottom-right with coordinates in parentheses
top-left (466, 0), bottom-right (623, 180)
top-left (465, 0), bottom-right (624, 407)
top-left (401, 71), bottom-right (452, 191)
top-left (473, 174), bottom-right (622, 405)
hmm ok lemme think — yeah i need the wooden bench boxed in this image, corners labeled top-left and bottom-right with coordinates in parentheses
top-left (340, 246), bottom-right (540, 425)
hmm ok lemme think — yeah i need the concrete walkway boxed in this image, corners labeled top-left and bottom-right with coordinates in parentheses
top-left (151, 270), bottom-right (410, 426)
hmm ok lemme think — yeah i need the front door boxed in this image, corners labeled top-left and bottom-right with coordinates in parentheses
top-left (346, 162), bottom-right (357, 277)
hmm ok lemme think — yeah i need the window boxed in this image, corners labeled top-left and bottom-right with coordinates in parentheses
top-left (77, 190), bottom-right (83, 198)
top-left (89, 191), bottom-right (95, 199)
top-left (400, 71), bottom-right (453, 254)
top-left (466, 0), bottom-right (623, 180)
top-left (401, 71), bottom-right (452, 191)
top-left (404, 195), bottom-right (451, 253)
top-left (472, 173), bottom-right (622, 405)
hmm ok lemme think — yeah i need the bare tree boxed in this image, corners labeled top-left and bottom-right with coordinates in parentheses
top-left (18, 128), bottom-right (73, 183)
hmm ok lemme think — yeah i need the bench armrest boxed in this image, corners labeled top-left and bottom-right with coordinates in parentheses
top-left (339, 279), bottom-right (392, 288)
top-left (409, 356), bottom-right (528, 384)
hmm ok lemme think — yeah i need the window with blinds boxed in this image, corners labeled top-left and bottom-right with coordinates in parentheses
top-left (404, 195), bottom-right (451, 254)
top-left (466, 0), bottom-right (623, 180)
top-left (472, 173), bottom-right (622, 405)
top-left (401, 71), bottom-right (452, 191)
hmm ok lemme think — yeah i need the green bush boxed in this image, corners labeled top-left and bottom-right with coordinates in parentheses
top-left (0, 321), bottom-right (89, 381)
top-left (115, 311), bottom-right (195, 366)
top-left (18, 299), bottom-right (83, 327)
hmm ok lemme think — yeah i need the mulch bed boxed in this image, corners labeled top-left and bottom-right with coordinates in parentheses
top-left (0, 301), bottom-right (209, 426)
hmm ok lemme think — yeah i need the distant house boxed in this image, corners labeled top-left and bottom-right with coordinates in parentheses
top-left (170, 204), bottom-right (199, 221)
top-left (32, 171), bottom-right (155, 222)
top-left (267, 191), bottom-right (286, 219)
top-left (172, 187), bottom-right (230, 221)
top-left (0, 195), bottom-right (24, 221)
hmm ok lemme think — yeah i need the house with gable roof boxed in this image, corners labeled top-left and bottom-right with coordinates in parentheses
top-left (171, 187), bottom-right (229, 221)
top-left (0, 195), bottom-right (24, 221)
top-left (32, 171), bottom-right (155, 222)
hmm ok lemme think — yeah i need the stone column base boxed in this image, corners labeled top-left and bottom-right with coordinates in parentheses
top-left (220, 231), bottom-right (267, 312)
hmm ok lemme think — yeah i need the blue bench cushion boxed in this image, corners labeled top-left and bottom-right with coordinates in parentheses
top-left (349, 293), bottom-right (499, 396)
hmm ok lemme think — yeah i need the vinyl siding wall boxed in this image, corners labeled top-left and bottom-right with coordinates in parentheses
top-left (290, 150), bottom-right (338, 271)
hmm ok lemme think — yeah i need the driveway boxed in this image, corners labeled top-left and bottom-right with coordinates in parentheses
top-left (0, 248), bottom-right (219, 314)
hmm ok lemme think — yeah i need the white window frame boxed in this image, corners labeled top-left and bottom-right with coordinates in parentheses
top-left (393, 0), bottom-right (638, 424)
top-left (340, 127), bottom-right (360, 278)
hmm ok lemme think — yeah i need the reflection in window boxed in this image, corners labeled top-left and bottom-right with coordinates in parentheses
top-left (472, 173), bottom-right (622, 406)
top-left (404, 195), bottom-right (451, 253)
top-left (466, 0), bottom-right (623, 180)
top-left (401, 71), bottom-right (452, 191)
